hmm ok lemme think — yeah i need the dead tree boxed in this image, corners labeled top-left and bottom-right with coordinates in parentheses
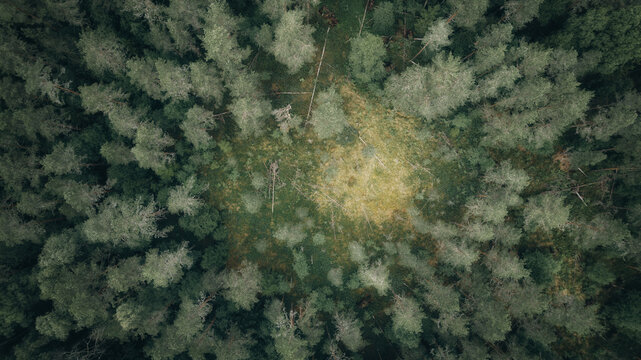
top-left (267, 160), bottom-right (280, 214)
top-left (273, 104), bottom-right (294, 134)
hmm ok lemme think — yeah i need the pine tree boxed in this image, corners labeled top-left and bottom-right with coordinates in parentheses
top-left (100, 141), bottom-right (135, 165)
top-left (131, 122), bottom-right (175, 173)
top-left (202, 0), bottom-right (250, 74)
top-left (391, 294), bottom-right (425, 348)
top-left (147, 296), bottom-right (212, 358)
top-left (310, 86), bottom-right (348, 139)
top-left (229, 97), bottom-right (271, 138)
top-left (334, 312), bottom-right (365, 352)
top-left (126, 57), bottom-right (164, 100)
top-left (260, 0), bottom-right (292, 21)
top-left (422, 19), bottom-right (452, 53)
top-left (471, 298), bottom-right (512, 343)
top-left (141, 242), bottom-right (193, 288)
top-left (447, 0), bottom-right (488, 29)
top-left (106, 256), bottom-right (142, 292)
top-left (265, 299), bottom-right (312, 360)
top-left (82, 196), bottom-right (167, 248)
top-left (189, 61), bottom-right (225, 105)
top-left (357, 260), bottom-right (390, 295)
top-left (578, 91), bottom-right (641, 141)
top-left (502, 0), bottom-right (544, 29)
top-left (35, 311), bottom-right (73, 340)
top-left (349, 32), bottom-right (386, 85)
top-left (167, 176), bottom-right (205, 215)
top-left (55, 179), bottom-right (108, 216)
top-left (544, 295), bottom-right (603, 336)
top-left (384, 53), bottom-right (473, 122)
top-left (155, 59), bottom-right (192, 101)
top-left (222, 260), bottom-right (262, 310)
top-left (40, 143), bottom-right (84, 176)
top-left (77, 27), bottom-right (127, 75)
top-left (371, 2), bottom-right (395, 35)
top-left (523, 193), bottom-right (570, 232)
top-left (211, 324), bottom-right (256, 360)
top-left (556, 5), bottom-right (641, 75)
top-left (270, 10), bottom-right (315, 74)
top-left (484, 248), bottom-right (530, 281)
top-left (0, 209), bottom-right (45, 247)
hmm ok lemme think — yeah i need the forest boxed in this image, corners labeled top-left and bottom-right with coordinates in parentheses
top-left (1, 0), bottom-right (641, 359)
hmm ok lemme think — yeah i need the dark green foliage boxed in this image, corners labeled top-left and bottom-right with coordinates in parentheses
top-left (384, 53), bottom-right (474, 122)
top-left (310, 86), bottom-right (348, 139)
top-left (77, 27), bottom-right (127, 76)
top-left (544, 295), bottom-right (603, 336)
top-left (471, 298), bottom-right (512, 343)
top-left (371, 2), bottom-right (395, 35)
top-left (1, 1), bottom-right (640, 359)
top-left (523, 193), bottom-right (570, 232)
top-left (556, 5), bottom-right (641, 75)
top-left (189, 61), bottom-right (224, 106)
top-left (178, 206), bottom-right (223, 239)
top-left (525, 251), bottom-right (561, 285)
top-left (82, 196), bottom-right (167, 248)
top-left (349, 32), bottom-right (387, 85)
top-left (269, 10), bottom-right (316, 74)
top-left (609, 292), bottom-right (641, 342)
top-left (448, 0), bottom-right (489, 29)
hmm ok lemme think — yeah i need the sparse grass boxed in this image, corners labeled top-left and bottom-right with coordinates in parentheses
top-left (311, 83), bottom-right (435, 225)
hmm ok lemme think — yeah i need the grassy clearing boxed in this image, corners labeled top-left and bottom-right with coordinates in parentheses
top-left (206, 76), bottom-right (438, 278)
top-left (312, 83), bottom-right (435, 225)
top-left (206, 2), bottom-right (440, 285)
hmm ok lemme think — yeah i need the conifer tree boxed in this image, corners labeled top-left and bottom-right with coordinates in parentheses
top-left (310, 86), bottom-right (348, 139)
top-left (349, 32), bottom-right (386, 85)
top-left (384, 53), bottom-right (473, 122)
top-left (523, 193), bottom-right (570, 232)
top-left (211, 324), bottom-right (256, 360)
top-left (189, 61), bottom-right (225, 105)
top-left (334, 311), bottom-right (365, 352)
top-left (167, 176), bottom-right (205, 215)
top-left (229, 97), bottom-right (272, 138)
top-left (447, 0), bottom-right (488, 29)
top-left (265, 299), bottom-right (312, 360)
top-left (270, 10), bottom-right (316, 74)
top-left (100, 141), bottom-right (135, 165)
top-left (155, 59), bottom-right (192, 101)
top-left (40, 143), bottom-right (84, 176)
top-left (82, 196), bottom-right (167, 248)
top-left (357, 260), bottom-right (390, 295)
top-left (131, 122), bottom-right (175, 173)
top-left (77, 27), bottom-right (127, 75)
top-left (391, 295), bottom-right (425, 348)
top-left (141, 243), bottom-right (193, 287)
top-left (126, 57), bottom-right (164, 100)
top-left (422, 19), bottom-right (452, 53)
top-left (202, 0), bottom-right (249, 73)
top-left (371, 2), bottom-right (395, 35)
top-left (222, 260), bottom-right (262, 310)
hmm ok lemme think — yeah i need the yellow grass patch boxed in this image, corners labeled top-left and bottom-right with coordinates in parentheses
top-left (311, 83), bottom-right (434, 225)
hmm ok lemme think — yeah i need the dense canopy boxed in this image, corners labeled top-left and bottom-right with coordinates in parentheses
top-left (1, 0), bottom-right (641, 359)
